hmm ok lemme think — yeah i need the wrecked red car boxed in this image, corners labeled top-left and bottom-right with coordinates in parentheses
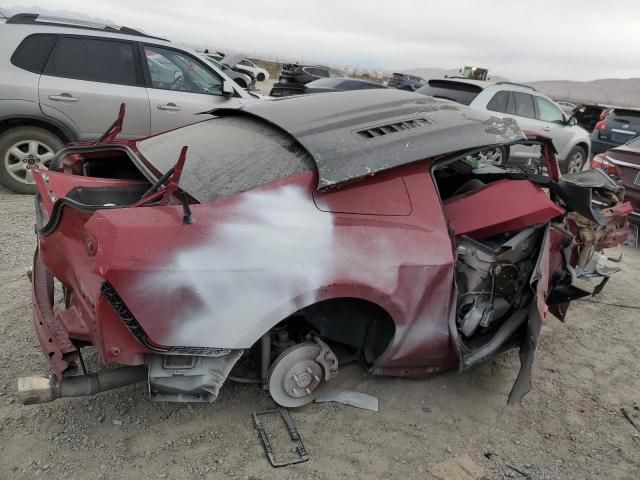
top-left (19, 90), bottom-right (632, 408)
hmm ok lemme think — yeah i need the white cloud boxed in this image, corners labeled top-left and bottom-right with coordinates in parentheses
top-left (6, 0), bottom-right (640, 80)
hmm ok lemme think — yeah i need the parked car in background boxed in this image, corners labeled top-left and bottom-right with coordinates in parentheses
top-left (18, 89), bottom-right (631, 409)
top-left (572, 104), bottom-right (610, 133)
top-left (385, 73), bottom-right (427, 91)
top-left (270, 77), bottom-right (387, 97)
top-left (204, 54), bottom-right (254, 90)
top-left (221, 54), bottom-right (270, 81)
top-left (0, 13), bottom-right (253, 193)
top-left (591, 107), bottom-right (640, 154)
top-left (590, 138), bottom-right (640, 225)
top-left (278, 64), bottom-right (347, 85)
top-left (416, 78), bottom-right (591, 173)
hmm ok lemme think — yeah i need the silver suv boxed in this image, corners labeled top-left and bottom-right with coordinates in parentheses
top-left (417, 79), bottom-right (591, 173)
top-left (0, 13), bottom-right (254, 193)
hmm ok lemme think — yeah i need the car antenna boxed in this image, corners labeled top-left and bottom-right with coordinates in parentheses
top-left (181, 192), bottom-right (194, 224)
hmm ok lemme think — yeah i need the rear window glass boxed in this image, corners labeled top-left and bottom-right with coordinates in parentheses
top-left (137, 116), bottom-right (315, 202)
top-left (612, 109), bottom-right (640, 119)
top-left (11, 34), bottom-right (57, 73)
top-left (416, 80), bottom-right (483, 106)
top-left (513, 92), bottom-right (535, 118)
top-left (44, 37), bottom-right (138, 86)
top-left (487, 91), bottom-right (510, 113)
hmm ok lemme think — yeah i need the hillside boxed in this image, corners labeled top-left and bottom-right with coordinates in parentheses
top-left (526, 78), bottom-right (640, 107)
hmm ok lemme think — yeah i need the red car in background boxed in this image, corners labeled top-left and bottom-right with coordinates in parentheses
top-left (18, 90), bottom-right (631, 409)
top-left (591, 137), bottom-right (640, 225)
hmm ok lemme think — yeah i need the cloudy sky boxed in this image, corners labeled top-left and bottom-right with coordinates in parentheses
top-left (4, 1), bottom-right (640, 81)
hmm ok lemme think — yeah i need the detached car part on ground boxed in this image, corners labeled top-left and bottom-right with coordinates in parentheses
top-left (18, 90), bottom-right (632, 409)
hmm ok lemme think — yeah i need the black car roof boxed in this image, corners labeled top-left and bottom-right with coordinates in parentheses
top-left (212, 89), bottom-right (524, 190)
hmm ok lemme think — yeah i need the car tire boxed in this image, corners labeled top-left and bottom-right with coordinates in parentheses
top-left (0, 127), bottom-right (64, 194)
top-left (485, 146), bottom-right (510, 166)
top-left (257, 73), bottom-right (265, 82)
top-left (562, 146), bottom-right (587, 174)
top-left (235, 78), bottom-right (247, 89)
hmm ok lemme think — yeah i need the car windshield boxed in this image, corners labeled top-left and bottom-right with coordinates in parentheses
top-left (136, 116), bottom-right (314, 202)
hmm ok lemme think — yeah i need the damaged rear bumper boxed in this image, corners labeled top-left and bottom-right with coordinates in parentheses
top-left (31, 247), bottom-right (78, 378)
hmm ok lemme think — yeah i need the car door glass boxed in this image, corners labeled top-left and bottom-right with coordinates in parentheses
top-left (239, 59), bottom-right (253, 67)
top-left (486, 91), bottom-right (510, 113)
top-left (535, 97), bottom-right (565, 124)
top-left (144, 46), bottom-right (223, 95)
top-left (44, 37), bottom-right (137, 86)
top-left (513, 92), bottom-right (535, 118)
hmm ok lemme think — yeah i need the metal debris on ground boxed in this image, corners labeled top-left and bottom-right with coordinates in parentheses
top-left (506, 464), bottom-right (530, 478)
top-left (621, 407), bottom-right (640, 433)
top-left (314, 389), bottom-right (379, 412)
top-left (431, 454), bottom-right (485, 480)
top-left (253, 408), bottom-right (309, 467)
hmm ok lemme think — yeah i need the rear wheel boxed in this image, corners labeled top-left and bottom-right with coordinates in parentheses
top-left (562, 146), bottom-right (586, 174)
top-left (0, 127), bottom-right (63, 194)
top-left (256, 73), bottom-right (265, 81)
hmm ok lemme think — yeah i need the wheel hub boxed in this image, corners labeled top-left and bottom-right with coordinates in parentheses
top-left (284, 360), bottom-right (322, 397)
top-left (267, 342), bottom-right (337, 407)
top-left (4, 140), bottom-right (54, 185)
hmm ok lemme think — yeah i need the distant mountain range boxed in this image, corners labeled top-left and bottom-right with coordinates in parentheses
top-left (526, 78), bottom-right (640, 108)
top-left (408, 67), bottom-right (640, 108)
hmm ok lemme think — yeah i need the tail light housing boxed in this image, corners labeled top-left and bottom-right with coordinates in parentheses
top-left (590, 154), bottom-right (620, 179)
top-left (594, 120), bottom-right (608, 132)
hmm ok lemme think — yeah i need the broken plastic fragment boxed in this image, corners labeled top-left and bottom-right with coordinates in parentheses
top-left (314, 389), bottom-right (378, 412)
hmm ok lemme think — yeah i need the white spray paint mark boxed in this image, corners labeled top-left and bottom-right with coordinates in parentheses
top-left (142, 184), bottom-right (449, 350)
top-left (143, 185), bottom-right (335, 347)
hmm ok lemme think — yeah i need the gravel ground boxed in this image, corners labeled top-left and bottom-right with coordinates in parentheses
top-left (0, 182), bottom-right (639, 480)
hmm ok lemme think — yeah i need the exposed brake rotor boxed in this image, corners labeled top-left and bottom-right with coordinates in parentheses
top-left (267, 341), bottom-right (338, 408)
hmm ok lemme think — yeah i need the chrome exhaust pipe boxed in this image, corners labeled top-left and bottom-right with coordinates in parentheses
top-left (17, 365), bottom-right (148, 405)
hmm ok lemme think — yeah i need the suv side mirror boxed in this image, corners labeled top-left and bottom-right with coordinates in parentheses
top-left (222, 80), bottom-right (234, 96)
top-left (567, 116), bottom-right (577, 127)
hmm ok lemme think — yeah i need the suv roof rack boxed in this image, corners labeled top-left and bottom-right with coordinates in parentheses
top-left (6, 13), bottom-right (168, 41)
top-left (494, 81), bottom-right (536, 91)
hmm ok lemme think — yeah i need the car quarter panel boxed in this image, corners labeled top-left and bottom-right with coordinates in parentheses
top-left (83, 164), bottom-right (455, 369)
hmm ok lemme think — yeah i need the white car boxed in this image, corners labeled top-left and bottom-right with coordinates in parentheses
top-left (223, 54), bottom-right (270, 81)
top-left (417, 79), bottom-right (591, 173)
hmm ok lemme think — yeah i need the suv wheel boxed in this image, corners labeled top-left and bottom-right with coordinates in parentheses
top-left (0, 127), bottom-right (64, 194)
top-left (563, 146), bottom-right (586, 174)
top-left (256, 73), bottom-right (265, 82)
top-left (485, 146), bottom-right (509, 166)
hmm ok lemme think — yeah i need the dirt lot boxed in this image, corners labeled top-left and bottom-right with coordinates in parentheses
top-left (0, 183), bottom-right (639, 480)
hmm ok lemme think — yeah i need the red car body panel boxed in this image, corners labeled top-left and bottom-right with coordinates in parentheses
top-left (24, 95), bottom-right (632, 405)
top-left (444, 179), bottom-right (566, 239)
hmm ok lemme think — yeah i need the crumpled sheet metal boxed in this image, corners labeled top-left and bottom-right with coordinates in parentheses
top-left (212, 89), bottom-right (525, 190)
top-left (314, 389), bottom-right (379, 412)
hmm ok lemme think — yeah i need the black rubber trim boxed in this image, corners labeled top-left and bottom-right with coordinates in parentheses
top-left (37, 196), bottom-right (122, 237)
top-left (101, 282), bottom-right (230, 357)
